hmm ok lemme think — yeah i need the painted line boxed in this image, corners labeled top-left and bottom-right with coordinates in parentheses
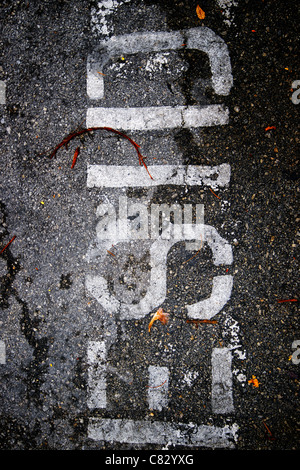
top-left (211, 348), bottom-right (234, 414)
top-left (147, 366), bottom-right (169, 411)
top-left (187, 275), bottom-right (233, 320)
top-left (86, 225), bottom-right (232, 321)
top-left (0, 81), bottom-right (6, 105)
top-left (291, 80), bottom-right (300, 105)
top-left (0, 340), bottom-right (5, 364)
top-left (86, 104), bottom-right (229, 130)
top-left (87, 27), bottom-right (233, 99)
top-left (88, 418), bottom-right (236, 448)
top-left (87, 340), bottom-right (107, 409)
top-left (87, 163), bottom-right (231, 189)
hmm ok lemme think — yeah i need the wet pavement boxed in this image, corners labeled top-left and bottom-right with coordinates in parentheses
top-left (0, 0), bottom-right (299, 456)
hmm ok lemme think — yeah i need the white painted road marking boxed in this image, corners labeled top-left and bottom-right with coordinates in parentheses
top-left (88, 418), bottom-right (237, 448)
top-left (87, 27), bottom-right (233, 129)
top-left (291, 80), bottom-right (300, 105)
top-left (86, 225), bottom-right (233, 321)
top-left (87, 343), bottom-right (235, 416)
top-left (211, 348), bottom-right (234, 414)
top-left (0, 81), bottom-right (6, 105)
top-left (85, 14), bottom-right (239, 448)
top-left (86, 104), bottom-right (229, 130)
top-left (87, 340), bottom-right (107, 409)
top-left (87, 163), bottom-right (231, 189)
top-left (0, 340), bottom-right (5, 364)
top-left (147, 366), bottom-right (169, 411)
top-left (187, 276), bottom-right (233, 320)
top-left (291, 340), bottom-right (300, 364)
top-left (87, 27), bottom-right (233, 99)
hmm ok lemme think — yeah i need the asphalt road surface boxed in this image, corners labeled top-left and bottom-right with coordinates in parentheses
top-left (0, 0), bottom-right (299, 456)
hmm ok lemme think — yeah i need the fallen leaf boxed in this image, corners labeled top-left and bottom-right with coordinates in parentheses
top-left (148, 308), bottom-right (169, 333)
top-left (248, 375), bottom-right (260, 388)
top-left (196, 5), bottom-right (205, 20)
top-left (265, 126), bottom-right (276, 131)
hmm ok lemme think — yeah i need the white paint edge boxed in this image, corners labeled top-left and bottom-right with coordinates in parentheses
top-left (87, 163), bottom-right (231, 189)
top-left (0, 340), bottom-right (5, 364)
top-left (88, 418), bottom-right (237, 448)
top-left (87, 340), bottom-right (107, 409)
top-left (86, 105), bottom-right (229, 130)
top-left (85, 225), bottom-right (232, 320)
top-left (87, 27), bottom-right (233, 99)
top-left (0, 81), bottom-right (6, 105)
top-left (211, 347), bottom-right (234, 414)
top-left (148, 366), bottom-right (169, 411)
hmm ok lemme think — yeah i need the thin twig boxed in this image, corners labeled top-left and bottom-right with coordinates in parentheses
top-left (71, 147), bottom-right (80, 169)
top-left (49, 126), bottom-right (153, 179)
top-left (147, 379), bottom-right (168, 389)
top-left (0, 235), bottom-right (16, 254)
top-left (186, 319), bottom-right (218, 327)
top-left (209, 188), bottom-right (221, 199)
top-left (182, 236), bottom-right (203, 264)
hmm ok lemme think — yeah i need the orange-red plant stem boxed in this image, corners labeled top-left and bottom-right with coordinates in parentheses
top-left (0, 235), bottom-right (16, 254)
top-left (49, 126), bottom-right (153, 179)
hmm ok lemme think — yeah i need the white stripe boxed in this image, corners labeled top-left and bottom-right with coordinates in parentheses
top-left (88, 418), bottom-right (236, 448)
top-left (187, 275), bottom-right (233, 320)
top-left (211, 347), bottom-right (234, 414)
top-left (85, 225), bottom-right (232, 320)
top-left (0, 340), bottom-right (5, 364)
top-left (87, 27), bottom-right (233, 99)
top-left (148, 366), bottom-right (169, 411)
top-left (87, 340), bottom-right (107, 409)
top-left (87, 163), bottom-right (231, 189)
top-left (86, 105), bottom-right (229, 130)
top-left (0, 81), bottom-right (6, 105)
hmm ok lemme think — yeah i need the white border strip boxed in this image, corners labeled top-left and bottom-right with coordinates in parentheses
top-left (0, 340), bottom-right (5, 364)
top-left (87, 163), bottom-right (231, 189)
top-left (0, 81), bottom-right (6, 105)
top-left (211, 348), bottom-right (234, 414)
top-left (87, 341), bottom-right (107, 409)
top-left (148, 366), bottom-right (169, 411)
top-left (88, 418), bottom-right (236, 448)
top-left (86, 105), bottom-right (229, 130)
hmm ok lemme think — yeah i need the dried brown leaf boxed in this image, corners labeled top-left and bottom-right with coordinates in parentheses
top-left (148, 308), bottom-right (169, 333)
top-left (196, 5), bottom-right (205, 20)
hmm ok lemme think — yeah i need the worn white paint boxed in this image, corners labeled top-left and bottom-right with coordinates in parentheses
top-left (87, 340), bottom-right (107, 409)
top-left (86, 104), bottom-right (229, 130)
top-left (187, 275), bottom-right (233, 320)
top-left (148, 366), bottom-right (169, 411)
top-left (0, 340), bottom-right (5, 364)
top-left (86, 224), bottom-right (232, 321)
top-left (87, 27), bottom-right (233, 99)
top-left (91, 0), bottom-right (132, 37)
top-left (85, 9), bottom-right (239, 449)
top-left (87, 163), bottom-right (231, 189)
top-left (291, 340), bottom-right (300, 365)
top-left (211, 348), bottom-right (234, 414)
top-left (87, 27), bottom-right (233, 129)
top-left (216, 0), bottom-right (238, 27)
top-left (291, 80), bottom-right (300, 105)
top-left (88, 417), bottom-right (237, 448)
top-left (0, 81), bottom-right (6, 105)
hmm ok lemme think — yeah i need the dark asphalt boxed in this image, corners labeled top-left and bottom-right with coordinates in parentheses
top-left (0, 0), bottom-right (299, 455)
